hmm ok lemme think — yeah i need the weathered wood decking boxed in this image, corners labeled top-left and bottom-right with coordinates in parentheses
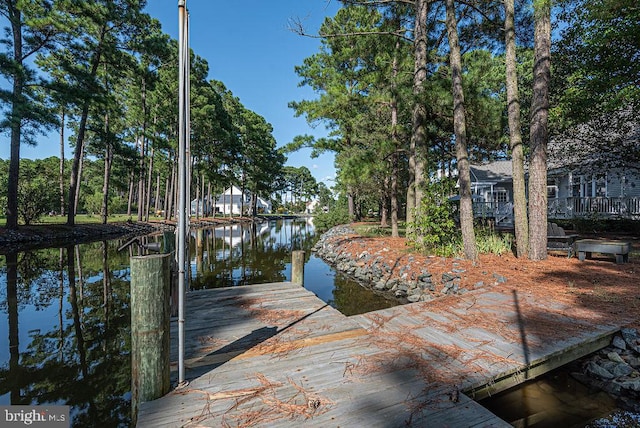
top-left (137, 281), bottom-right (629, 427)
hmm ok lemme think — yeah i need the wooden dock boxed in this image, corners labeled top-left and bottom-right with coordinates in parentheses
top-left (137, 281), bottom-right (629, 427)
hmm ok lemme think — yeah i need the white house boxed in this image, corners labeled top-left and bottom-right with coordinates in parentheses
top-left (212, 186), bottom-right (271, 215)
top-left (305, 199), bottom-right (319, 214)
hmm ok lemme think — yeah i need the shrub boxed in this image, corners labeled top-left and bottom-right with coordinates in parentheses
top-left (475, 227), bottom-right (513, 255)
top-left (407, 178), bottom-right (458, 253)
top-left (17, 179), bottom-right (58, 225)
top-left (313, 198), bottom-right (350, 232)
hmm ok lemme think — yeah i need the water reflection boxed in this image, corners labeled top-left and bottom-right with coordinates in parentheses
top-left (0, 242), bottom-right (134, 427)
top-left (0, 218), bottom-right (395, 427)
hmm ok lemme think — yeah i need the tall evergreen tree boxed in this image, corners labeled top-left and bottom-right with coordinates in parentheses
top-left (445, 0), bottom-right (477, 260)
top-left (528, 0), bottom-right (551, 260)
top-left (504, 0), bottom-right (529, 258)
top-left (0, 0), bottom-right (60, 229)
top-left (39, 0), bottom-right (151, 225)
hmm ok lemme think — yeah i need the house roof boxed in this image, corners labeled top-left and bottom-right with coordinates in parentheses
top-left (469, 160), bottom-right (513, 184)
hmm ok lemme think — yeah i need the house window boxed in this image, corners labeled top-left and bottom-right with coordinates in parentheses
top-left (581, 175), bottom-right (607, 197)
top-left (494, 189), bottom-right (508, 203)
top-left (595, 175), bottom-right (607, 197)
top-left (547, 185), bottom-right (558, 199)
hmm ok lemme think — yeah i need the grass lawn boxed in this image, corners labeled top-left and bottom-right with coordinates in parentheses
top-left (0, 214), bottom-right (138, 227)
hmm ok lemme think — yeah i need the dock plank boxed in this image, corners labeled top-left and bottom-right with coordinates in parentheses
top-left (138, 280), bottom-right (633, 427)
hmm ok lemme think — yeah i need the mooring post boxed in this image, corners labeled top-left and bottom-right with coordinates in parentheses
top-left (163, 230), bottom-right (175, 253)
top-left (291, 250), bottom-right (305, 286)
top-left (130, 253), bottom-right (171, 424)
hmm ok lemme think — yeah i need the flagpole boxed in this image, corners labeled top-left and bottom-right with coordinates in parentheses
top-left (177, 0), bottom-right (188, 386)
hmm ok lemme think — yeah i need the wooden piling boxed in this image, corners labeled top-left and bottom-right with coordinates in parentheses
top-left (131, 253), bottom-right (171, 423)
top-left (291, 250), bottom-right (305, 286)
top-left (163, 231), bottom-right (175, 254)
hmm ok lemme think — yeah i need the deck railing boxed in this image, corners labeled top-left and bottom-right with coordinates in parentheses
top-left (469, 197), bottom-right (640, 222)
top-left (472, 202), bottom-right (514, 224)
top-left (547, 197), bottom-right (640, 219)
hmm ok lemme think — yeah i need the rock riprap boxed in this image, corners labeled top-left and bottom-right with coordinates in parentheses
top-left (573, 328), bottom-right (640, 412)
top-left (312, 225), bottom-right (500, 303)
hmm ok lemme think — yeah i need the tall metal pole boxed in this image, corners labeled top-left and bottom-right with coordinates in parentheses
top-left (185, 7), bottom-right (191, 285)
top-left (177, 0), bottom-right (188, 385)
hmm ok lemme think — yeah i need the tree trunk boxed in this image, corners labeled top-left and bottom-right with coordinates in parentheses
top-left (200, 173), bottom-right (205, 216)
top-left (391, 35), bottom-right (401, 238)
top-left (207, 181), bottom-right (212, 216)
top-left (528, 0), bottom-right (551, 261)
top-left (406, 0), bottom-right (429, 233)
top-left (59, 109), bottom-right (65, 216)
top-left (167, 160), bottom-right (176, 220)
top-left (163, 176), bottom-right (170, 219)
top-left (154, 173), bottom-right (161, 216)
top-left (504, 0), bottom-right (529, 258)
top-left (240, 172), bottom-right (246, 217)
top-left (74, 142), bottom-right (85, 217)
top-left (137, 137), bottom-right (145, 221)
top-left (144, 145), bottom-right (155, 221)
top-left (67, 25), bottom-right (106, 226)
top-left (6, 3), bottom-right (23, 230)
top-left (251, 189), bottom-right (258, 216)
top-left (137, 78), bottom-right (147, 222)
top-left (194, 172), bottom-right (200, 219)
top-left (127, 171), bottom-right (134, 216)
top-left (101, 112), bottom-right (112, 224)
top-left (446, 0), bottom-right (477, 260)
top-left (347, 186), bottom-right (356, 221)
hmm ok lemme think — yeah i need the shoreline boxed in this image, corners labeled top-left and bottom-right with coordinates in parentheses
top-left (0, 215), bottom-right (271, 254)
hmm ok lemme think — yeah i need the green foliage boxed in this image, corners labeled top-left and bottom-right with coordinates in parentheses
top-left (17, 178), bottom-right (58, 225)
top-left (554, 0), bottom-right (639, 125)
top-left (407, 179), bottom-right (458, 253)
top-left (474, 228), bottom-right (514, 255)
top-left (312, 197), bottom-right (350, 232)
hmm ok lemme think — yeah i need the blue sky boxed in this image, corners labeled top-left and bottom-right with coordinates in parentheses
top-left (2, 0), bottom-right (340, 186)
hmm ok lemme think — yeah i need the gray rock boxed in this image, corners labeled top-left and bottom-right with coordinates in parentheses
top-left (474, 281), bottom-right (485, 288)
top-left (585, 361), bottom-right (615, 379)
top-left (396, 282), bottom-right (409, 292)
top-left (407, 294), bottom-right (421, 303)
top-left (420, 294), bottom-right (434, 302)
top-left (394, 289), bottom-right (407, 298)
top-left (620, 379), bottom-right (640, 392)
top-left (608, 351), bottom-right (626, 364)
top-left (493, 273), bottom-right (507, 284)
top-left (627, 356), bottom-right (640, 369)
top-left (621, 328), bottom-right (638, 346)
top-left (442, 273), bottom-right (458, 282)
top-left (419, 274), bottom-right (432, 282)
top-left (611, 362), bottom-right (634, 378)
top-left (613, 335), bottom-right (628, 350)
top-left (374, 280), bottom-right (387, 290)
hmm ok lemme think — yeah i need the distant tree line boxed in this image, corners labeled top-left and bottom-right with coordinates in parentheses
top-left (0, 0), bottom-right (311, 228)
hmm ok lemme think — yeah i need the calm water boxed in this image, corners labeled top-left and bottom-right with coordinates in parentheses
top-left (0, 218), bottom-right (395, 427)
top-left (480, 366), bottom-right (620, 428)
